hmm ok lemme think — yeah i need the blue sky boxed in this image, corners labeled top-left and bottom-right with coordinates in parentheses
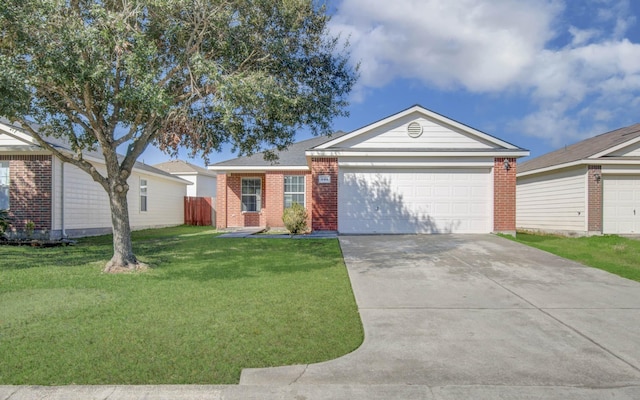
top-left (141, 0), bottom-right (640, 167)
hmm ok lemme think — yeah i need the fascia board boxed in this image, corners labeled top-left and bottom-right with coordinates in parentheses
top-left (338, 161), bottom-right (495, 168)
top-left (589, 136), bottom-right (640, 158)
top-left (207, 165), bottom-right (309, 173)
top-left (306, 150), bottom-right (529, 158)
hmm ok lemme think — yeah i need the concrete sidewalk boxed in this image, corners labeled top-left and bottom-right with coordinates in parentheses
top-left (3, 234), bottom-right (640, 399)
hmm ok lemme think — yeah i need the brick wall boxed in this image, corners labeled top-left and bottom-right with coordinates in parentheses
top-left (493, 157), bottom-right (516, 234)
top-left (311, 158), bottom-right (338, 231)
top-left (217, 171), bottom-right (313, 230)
top-left (587, 165), bottom-right (603, 233)
top-left (0, 154), bottom-right (52, 233)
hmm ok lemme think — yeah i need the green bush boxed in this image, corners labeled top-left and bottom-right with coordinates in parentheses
top-left (0, 209), bottom-right (10, 237)
top-left (282, 203), bottom-right (308, 235)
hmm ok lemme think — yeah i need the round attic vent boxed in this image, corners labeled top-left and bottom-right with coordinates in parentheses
top-left (407, 121), bottom-right (423, 138)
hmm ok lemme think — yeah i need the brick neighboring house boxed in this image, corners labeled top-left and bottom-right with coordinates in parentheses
top-left (517, 123), bottom-right (640, 236)
top-left (210, 105), bottom-right (529, 235)
top-left (0, 120), bottom-right (189, 239)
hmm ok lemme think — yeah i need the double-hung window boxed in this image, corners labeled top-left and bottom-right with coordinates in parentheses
top-left (284, 175), bottom-right (305, 208)
top-left (242, 178), bottom-right (262, 212)
top-left (0, 162), bottom-right (9, 210)
top-left (140, 179), bottom-right (148, 212)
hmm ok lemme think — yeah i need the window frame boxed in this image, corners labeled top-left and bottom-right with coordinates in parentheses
top-left (140, 178), bottom-right (148, 212)
top-left (284, 175), bottom-right (305, 209)
top-left (0, 161), bottom-right (9, 210)
top-left (241, 177), bottom-right (262, 213)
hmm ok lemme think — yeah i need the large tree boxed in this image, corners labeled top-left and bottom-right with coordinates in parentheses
top-left (0, 0), bottom-right (356, 272)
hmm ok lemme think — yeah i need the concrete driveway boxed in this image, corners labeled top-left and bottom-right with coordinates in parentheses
top-left (241, 234), bottom-right (640, 398)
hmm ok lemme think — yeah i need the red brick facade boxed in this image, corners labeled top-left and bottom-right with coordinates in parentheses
top-left (0, 154), bottom-right (52, 233)
top-left (216, 171), bottom-right (312, 230)
top-left (587, 165), bottom-right (603, 233)
top-left (493, 157), bottom-right (517, 234)
top-left (311, 158), bottom-right (338, 231)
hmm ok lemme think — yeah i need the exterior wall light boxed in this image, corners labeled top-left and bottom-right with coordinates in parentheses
top-left (594, 173), bottom-right (601, 182)
top-left (503, 159), bottom-right (511, 171)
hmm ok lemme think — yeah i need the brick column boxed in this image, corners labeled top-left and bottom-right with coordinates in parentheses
top-left (587, 165), bottom-right (603, 234)
top-left (264, 172), bottom-right (284, 228)
top-left (311, 158), bottom-right (338, 231)
top-left (493, 157), bottom-right (516, 235)
top-left (216, 174), bottom-right (227, 229)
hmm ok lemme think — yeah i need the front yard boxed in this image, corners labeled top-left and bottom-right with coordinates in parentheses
top-left (0, 226), bottom-right (363, 385)
top-left (511, 233), bottom-right (640, 282)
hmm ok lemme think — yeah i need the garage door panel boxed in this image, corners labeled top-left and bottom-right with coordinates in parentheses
top-left (338, 168), bottom-right (492, 234)
top-left (603, 175), bottom-right (640, 234)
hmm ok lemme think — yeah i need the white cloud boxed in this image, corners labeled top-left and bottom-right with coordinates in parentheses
top-left (330, 0), bottom-right (640, 147)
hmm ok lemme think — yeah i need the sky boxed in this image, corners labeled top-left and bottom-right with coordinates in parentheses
top-left (140, 0), bottom-right (640, 168)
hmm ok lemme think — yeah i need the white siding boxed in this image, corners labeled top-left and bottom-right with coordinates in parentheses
top-left (0, 133), bottom-right (27, 146)
top-left (516, 167), bottom-right (587, 232)
top-left (339, 113), bottom-right (498, 150)
top-left (52, 161), bottom-right (185, 237)
top-left (194, 175), bottom-right (217, 198)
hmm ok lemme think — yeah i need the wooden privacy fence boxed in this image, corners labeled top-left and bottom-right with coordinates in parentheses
top-left (184, 196), bottom-right (215, 226)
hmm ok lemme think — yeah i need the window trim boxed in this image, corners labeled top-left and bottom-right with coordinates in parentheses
top-left (284, 175), bottom-right (305, 209)
top-left (140, 178), bottom-right (148, 212)
top-left (0, 161), bottom-right (9, 210)
top-left (241, 177), bottom-right (262, 213)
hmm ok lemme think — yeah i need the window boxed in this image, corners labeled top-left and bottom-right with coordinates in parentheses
top-left (140, 179), bottom-right (148, 212)
top-left (241, 178), bottom-right (262, 212)
top-left (284, 175), bottom-right (305, 208)
top-left (0, 162), bottom-right (9, 210)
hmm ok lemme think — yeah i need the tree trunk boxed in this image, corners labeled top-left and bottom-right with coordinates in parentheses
top-left (103, 182), bottom-right (145, 273)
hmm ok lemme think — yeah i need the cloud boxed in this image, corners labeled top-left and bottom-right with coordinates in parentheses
top-left (329, 0), bottom-right (640, 147)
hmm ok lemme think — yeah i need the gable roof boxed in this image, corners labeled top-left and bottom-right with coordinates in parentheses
top-left (315, 104), bottom-right (527, 152)
top-left (0, 119), bottom-right (189, 184)
top-left (208, 132), bottom-right (348, 171)
top-left (154, 160), bottom-right (216, 176)
top-left (518, 123), bottom-right (640, 175)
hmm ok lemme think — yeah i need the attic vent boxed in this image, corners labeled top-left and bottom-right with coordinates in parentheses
top-left (407, 122), bottom-right (423, 138)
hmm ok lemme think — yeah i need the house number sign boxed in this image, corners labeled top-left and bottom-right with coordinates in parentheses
top-left (318, 175), bottom-right (331, 184)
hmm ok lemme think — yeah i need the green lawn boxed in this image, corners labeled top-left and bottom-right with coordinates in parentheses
top-left (0, 226), bottom-right (363, 385)
top-left (510, 233), bottom-right (640, 282)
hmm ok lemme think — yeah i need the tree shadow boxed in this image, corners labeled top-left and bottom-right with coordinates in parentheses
top-left (339, 173), bottom-right (462, 234)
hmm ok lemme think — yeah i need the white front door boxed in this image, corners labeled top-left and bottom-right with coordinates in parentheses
top-left (603, 175), bottom-right (640, 234)
top-left (338, 168), bottom-right (492, 234)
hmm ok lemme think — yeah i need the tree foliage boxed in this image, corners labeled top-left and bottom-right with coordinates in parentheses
top-left (0, 0), bottom-right (357, 271)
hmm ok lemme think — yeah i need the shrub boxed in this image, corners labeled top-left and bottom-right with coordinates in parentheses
top-left (282, 203), bottom-right (308, 235)
top-left (0, 209), bottom-right (10, 237)
top-left (25, 220), bottom-right (35, 238)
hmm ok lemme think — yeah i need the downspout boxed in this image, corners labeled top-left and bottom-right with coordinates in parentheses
top-left (61, 160), bottom-right (66, 238)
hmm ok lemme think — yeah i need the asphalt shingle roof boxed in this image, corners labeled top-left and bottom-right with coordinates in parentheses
top-left (210, 132), bottom-right (348, 168)
top-left (0, 119), bottom-right (184, 182)
top-left (518, 123), bottom-right (640, 174)
top-left (154, 160), bottom-right (215, 175)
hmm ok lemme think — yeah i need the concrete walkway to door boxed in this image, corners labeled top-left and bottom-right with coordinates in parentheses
top-left (241, 234), bottom-right (640, 398)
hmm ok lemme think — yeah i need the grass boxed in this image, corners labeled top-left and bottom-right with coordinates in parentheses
top-left (509, 232), bottom-right (640, 282)
top-left (0, 226), bottom-right (363, 385)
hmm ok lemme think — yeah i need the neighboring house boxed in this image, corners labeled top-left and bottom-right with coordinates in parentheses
top-left (210, 105), bottom-right (529, 234)
top-left (0, 120), bottom-right (189, 239)
top-left (517, 123), bottom-right (640, 236)
top-left (153, 160), bottom-right (217, 198)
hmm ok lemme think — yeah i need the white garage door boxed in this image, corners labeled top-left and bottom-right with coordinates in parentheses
top-left (338, 168), bottom-right (492, 234)
top-left (603, 175), bottom-right (640, 234)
